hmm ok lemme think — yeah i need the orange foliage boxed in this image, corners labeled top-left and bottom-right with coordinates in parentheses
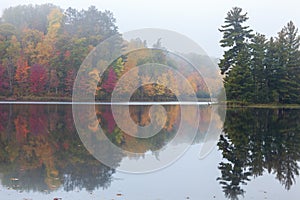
top-left (14, 115), bottom-right (29, 143)
top-left (15, 56), bottom-right (30, 95)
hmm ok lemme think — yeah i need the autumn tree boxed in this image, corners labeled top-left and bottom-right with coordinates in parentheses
top-left (102, 68), bottom-right (117, 94)
top-left (15, 55), bottom-right (30, 96)
top-left (1, 4), bottom-right (59, 33)
top-left (30, 64), bottom-right (47, 95)
top-left (49, 69), bottom-right (59, 94)
top-left (64, 69), bottom-right (76, 95)
top-left (0, 64), bottom-right (9, 95)
top-left (4, 35), bottom-right (21, 95)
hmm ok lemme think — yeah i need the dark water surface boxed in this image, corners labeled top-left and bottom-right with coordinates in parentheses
top-left (0, 104), bottom-right (299, 200)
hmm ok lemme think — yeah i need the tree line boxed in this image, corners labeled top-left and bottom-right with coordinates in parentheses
top-left (0, 4), bottom-right (213, 101)
top-left (0, 4), bottom-right (118, 98)
top-left (219, 7), bottom-right (300, 104)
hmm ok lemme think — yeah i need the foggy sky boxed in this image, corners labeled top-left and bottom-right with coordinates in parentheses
top-left (1, 0), bottom-right (300, 57)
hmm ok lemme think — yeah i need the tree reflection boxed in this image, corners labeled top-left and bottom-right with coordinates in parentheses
top-left (0, 104), bottom-right (214, 193)
top-left (0, 104), bottom-right (117, 192)
top-left (218, 108), bottom-right (300, 199)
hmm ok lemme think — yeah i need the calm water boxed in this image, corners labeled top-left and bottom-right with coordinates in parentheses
top-left (0, 104), bottom-right (299, 200)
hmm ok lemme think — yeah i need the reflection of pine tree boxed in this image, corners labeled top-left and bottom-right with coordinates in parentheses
top-left (218, 108), bottom-right (300, 199)
top-left (218, 134), bottom-right (251, 200)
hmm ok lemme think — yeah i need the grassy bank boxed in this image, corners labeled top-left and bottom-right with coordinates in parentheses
top-left (225, 101), bottom-right (300, 109)
top-left (0, 96), bottom-right (72, 102)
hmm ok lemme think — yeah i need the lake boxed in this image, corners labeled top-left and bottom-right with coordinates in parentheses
top-left (0, 104), bottom-right (299, 200)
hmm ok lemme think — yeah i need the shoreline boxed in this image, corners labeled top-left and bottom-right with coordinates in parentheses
top-left (224, 101), bottom-right (300, 109)
top-left (1, 97), bottom-right (299, 108)
top-left (0, 101), bottom-right (216, 105)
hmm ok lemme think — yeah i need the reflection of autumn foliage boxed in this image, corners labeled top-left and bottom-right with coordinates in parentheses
top-left (29, 105), bottom-right (48, 136)
top-left (97, 105), bottom-right (182, 153)
top-left (0, 106), bottom-right (9, 132)
top-left (0, 104), bottom-right (118, 192)
top-left (101, 106), bottom-right (116, 133)
top-left (14, 115), bottom-right (29, 143)
top-left (64, 106), bottom-right (75, 132)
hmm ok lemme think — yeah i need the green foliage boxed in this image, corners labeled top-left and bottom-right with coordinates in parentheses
top-left (220, 8), bottom-right (300, 104)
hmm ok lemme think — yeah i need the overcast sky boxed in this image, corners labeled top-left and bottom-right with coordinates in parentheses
top-left (1, 0), bottom-right (300, 57)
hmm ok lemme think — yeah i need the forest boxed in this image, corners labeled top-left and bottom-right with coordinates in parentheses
top-left (2, 5), bottom-right (298, 104)
top-left (0, 4), bottom-right (217, 101)
top-left (0, 4), bottom-right (118, 100)
top-left (219, 7), bottom-right (300, 104)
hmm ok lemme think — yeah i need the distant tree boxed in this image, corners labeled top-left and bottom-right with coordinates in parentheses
top-left (1, 4), bottom-right (59, 33)
top-left (63, 6), bottom-right (118, 46)
top-left (0, 23), bottom-right (17, 40)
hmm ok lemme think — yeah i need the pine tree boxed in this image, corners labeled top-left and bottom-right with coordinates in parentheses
top-left (281, 21), bottom-right (300, 103)
top-left (250, 33), bottom-right (268, 103)
top-left (219, 7), bottom-right (254, 102)
top-left (272, 21), bottom-right (300, 104)
top-left (265, 37), bottom-right (281, 103)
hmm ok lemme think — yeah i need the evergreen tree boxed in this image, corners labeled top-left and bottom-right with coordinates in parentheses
top-left (279, 21), bottom-right (300, 103)
top-left (250, 33), bottom-right (268, 103)
top-left (219, 7), bottom-right (254, 102)
top-left (265, 37), bottom-right (281, 102)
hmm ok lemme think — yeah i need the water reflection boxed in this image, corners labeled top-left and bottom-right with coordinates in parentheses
top-left (0, 104), bottom-right (214, 193)
top-left (0, 104), bottom-right (115, 192)
top-left (218, 108), bottom-right (300, 200)
top-left (3, 104), bottom-right (299, 199)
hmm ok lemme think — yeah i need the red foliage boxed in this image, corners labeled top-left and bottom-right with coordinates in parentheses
top-left (64, 50), bottom-right (71, 59)
top-left (102, 68), bottom-right (117, 93)
top-left (101, 107), bottom-right (116, 133)
top-left (29, 105), bottom-right (48, 136)
top-left (30, 64), bottom-right (48, 95)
